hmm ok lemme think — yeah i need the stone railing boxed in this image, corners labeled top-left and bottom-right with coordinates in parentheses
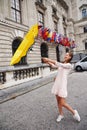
top-left (0, 72), bottom-right (6, 84)
top-left (0, 64), bottom-right (56, 89)
top-left (13, 67), bottom-right (39, 81)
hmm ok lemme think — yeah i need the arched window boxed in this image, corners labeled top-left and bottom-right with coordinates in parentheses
top-left (56, 45), bottom-right (60, 61)
top-left (41, 43), bottom-right (48, 62)
top-left (12, 37), bottom-right (27, 65)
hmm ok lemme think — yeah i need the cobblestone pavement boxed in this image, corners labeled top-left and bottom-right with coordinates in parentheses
top-left (0, 72), bottom-right (87, 130)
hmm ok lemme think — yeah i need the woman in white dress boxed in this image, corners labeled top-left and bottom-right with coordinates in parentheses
top-left (42, 52), bottom-right (81, 122)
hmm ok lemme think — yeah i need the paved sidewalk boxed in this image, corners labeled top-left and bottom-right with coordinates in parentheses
top-left (0, 72), bottom-right (87, 130)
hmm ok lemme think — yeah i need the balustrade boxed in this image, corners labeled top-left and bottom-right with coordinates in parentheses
top-left (0, 72), bottom-right (6, 84)
top-left (13, 68), bottom-right (39, 81)
top-left (0, 64), bottom-right (52, 86)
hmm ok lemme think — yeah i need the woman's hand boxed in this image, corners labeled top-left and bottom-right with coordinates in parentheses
top-left (42, 57), bottom-right (48, 63)
top-left (42, 57), bottom-right (56, 65)
top-left (42, 57), bottom-right (58, 68)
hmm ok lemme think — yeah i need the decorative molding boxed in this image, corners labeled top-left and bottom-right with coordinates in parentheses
top-left (0, 18), bottom-right (28, 32)
top-left (74, 17), bottom-right (87, 24)
top-left (57, 0), bottom-right (68, 10)
top-left (52, 14), bottom-right (59, 22)
top-left (35, 1), bottom-right (47, 12)
top-left (83, 39), bottom-right (87, 43)
top-left (79, 4), bottom-right (87, 9)
top-left (67, 18), bottom-right (74, 23)
top-left (51, 5), bottom-right (57, 12)
top-left (52, 5), bottom-right (59, 22)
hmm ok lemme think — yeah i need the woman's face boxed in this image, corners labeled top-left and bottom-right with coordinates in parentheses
top-left (64, 53), bottom-right (71, 62)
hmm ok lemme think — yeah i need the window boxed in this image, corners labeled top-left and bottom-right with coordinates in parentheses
top-left (11, 0), bottom-right (21, 23)
top-left (82, 8), bottom-right (87, 18)
top-left (52, 8), bottom-right (57, 15)
top-left (12, 38), bottom-right (27, 65)
top-left (84, 26), bottom-right (87, 33)
top-left (52, 6), bottom-right (58, 32)
top-left (85, 42), bottom-right (87, 49)
top-left (63, 17), bottom-right (66, 23)
top-left (81, 57), bottom-right (87, 62)
top-left (38, 11), bottom-right (44, 26)
top-left (54, 21), bottom-right (58, 32)
top-left (64, 27), bottom-right (67, 36)
top-left (41, 43), bottom-right (48, 60)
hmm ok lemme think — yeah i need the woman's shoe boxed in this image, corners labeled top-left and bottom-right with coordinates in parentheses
top-left (73, 110), bottom-right (81, 122)
top-left (56, 115), bottom-right (64, 122)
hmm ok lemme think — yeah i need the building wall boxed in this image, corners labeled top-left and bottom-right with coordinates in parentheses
top-left (0, 0), bottom-right (73, 67)
top-left (27, 39), bottom-right (41, 64)
top-left (71, 0), bottom-right (87, 54)
top-left (0, 19), bottom-right (28, 67)
top-left (74, 21), bottom-right (87, 53)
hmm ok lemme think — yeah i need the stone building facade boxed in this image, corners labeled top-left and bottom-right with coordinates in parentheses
top-left (0, 0), bottom-right (86, 87)
top-left (0, 0), bottom-right (72, 67)
top-left (70, 0), bottom-right (87, 54)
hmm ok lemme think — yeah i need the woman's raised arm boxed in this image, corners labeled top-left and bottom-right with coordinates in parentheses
top-left (42, 57), bottom-right (56, 64)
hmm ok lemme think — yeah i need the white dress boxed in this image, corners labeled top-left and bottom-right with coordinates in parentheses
top-left (51, 62), bottom-right (72, 98)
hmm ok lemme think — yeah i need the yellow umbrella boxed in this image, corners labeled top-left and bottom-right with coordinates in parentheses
top-left (10, 24), bottom-right (38, 65)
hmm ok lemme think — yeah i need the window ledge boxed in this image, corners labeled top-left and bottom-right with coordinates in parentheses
top-left (5, 17), bottom-right (29, 28)
top-left (74, 17), bottom-right (87, 24)
top-left (0, 17), bottom-right (29, 31)
top-left (0, 63), bottom-right (49, 73)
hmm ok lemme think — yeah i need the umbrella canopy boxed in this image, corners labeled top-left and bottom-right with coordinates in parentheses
top-left (10, 24), bottom-right (38, 65)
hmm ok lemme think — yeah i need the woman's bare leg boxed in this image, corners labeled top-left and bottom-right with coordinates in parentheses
top-left (56, 96), bottom-right (80, 122)
top-left (60, 97), bottom-right (75, 115)
top-left (56, 96), bottom-right (64, 115)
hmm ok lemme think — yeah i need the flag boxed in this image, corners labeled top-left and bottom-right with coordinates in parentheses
top-left (10, 24), bottom-right (38, 65)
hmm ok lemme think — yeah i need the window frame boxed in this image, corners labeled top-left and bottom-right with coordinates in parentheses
top-left (38, 11), bottom-right (44, 26)
top-left (64, 27), bottom-right (67, 36)
top-left (40, 43), bottom-right (48, 59)
top-left (52, 8), bottom-right (57, 15)
top-left (82, 8), bottom-right (87, 18)
top-left (54, 21), bottom-right (58, 32)
top-left (10, 0), bottom-right (22, 23)
top-left (85, 42), bottom-right (87, 49)
top-left (84, 26), bottom-right (87, 33)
